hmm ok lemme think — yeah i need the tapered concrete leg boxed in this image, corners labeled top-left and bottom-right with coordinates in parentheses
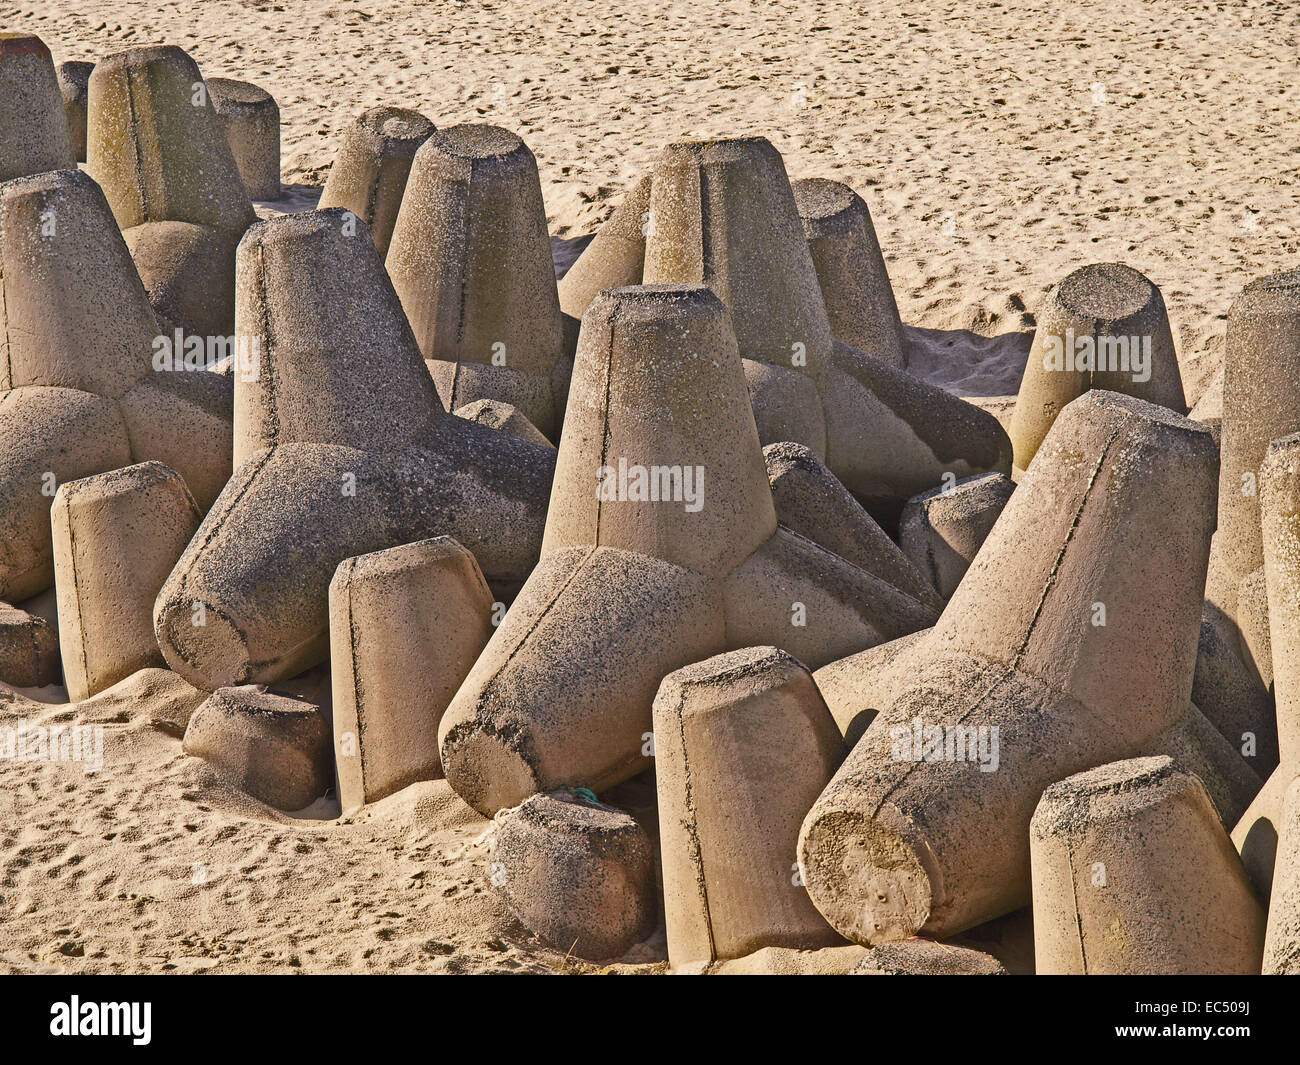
top-left (184, 684), bottom-right (332, 810)
top-left (0, 168), bottom-right (160, 398)
top-left (1212, 269), bottom-right (1300, 629)
top-left (438, 545), bottom-right (727, 815)
top-left (722, 527), bottom-right (936, 670)
top-left (318, 105), bottom-right (435, 255)
top-left (1141, 703), bottom-right (1262, 827)
top-left (56, 60), bottom-right (94, 163)
top-left (208, 78), bottom-right (280, 200)
top-left (654, 646), bottom-right (843, 967)
top-left (899, 472), bottom-right (1015, 599)
top-left (0, 34), bottom-right (76, 181)
top-left (1192, 610), bottom-right (1277, 776)
top-left (793, 177), bottom-right (906, 368)
top-left (489, 789), bottom-right (656, 961)
top-left (87, 45), bottom-right (255, 335)
top-left (1009, 263), bottom-right (1184, 471)
top-left (1030, 756), bottom-right (1265, 975)
top-left (1261, 433), bottom-right (1300, 765)
top-left (0, 387), bottom-right (133, 603)
top-left (557, 175), bottom-right (650, 326)
top-left (764, 441), bottom-right (942, 609)
top-left (330, 537), bottom-right (494, 810)
top-left (1238, 566), bottom-right (1273, 692)
top-left (822, 340), bottom-right (1012, 511)
top-left (452, 398), bottom-right (552, 448)
top-left (387, 125), bottom-right (566, 439)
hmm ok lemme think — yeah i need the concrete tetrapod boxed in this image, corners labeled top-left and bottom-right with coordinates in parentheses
top-left (653, 647), bottom-right (844, 967)
top-left (208, 77), bottom-right (280, 200)
top-left (0, 33), bottom-right (76, 181)
top-left (330, 537), bottom-right (495, 810)
top-left (153, 209), bottom-right (555, 692)
top-left (1030, 756), bottom-right (1265, 975)
top-left (1008, 262), bottom-right (1185, 472)
top-left (1208, 269), bottom-right (1300, 635)
top-left (640, 137), bottom-right (1011, 514)
top-left (792, 177), bottom-right (907, 369)
top-left (318, 105), bottom-right (435, 256)
top-left (1233, 432), bottom-right (1300, 894)
top-left (87, 45), bottom-right (256, 336)
top-left (0, 167), bottom-right (232, 604)
top-left (52, 462), bottom-right (202, 701)
top-left (438, 284), bottom-right (939, 817)
top-left (387, 125), bottom-right (569, 441)
top-left (797, 390), bottom-right (1219, 944)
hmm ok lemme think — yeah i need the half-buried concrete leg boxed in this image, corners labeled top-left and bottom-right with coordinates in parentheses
top-left (653, 646), bottom-right (844, 967)
top-left (329, 536), bottom-right (494, 810)
top-left (52, 462), bottom-right (201, 701)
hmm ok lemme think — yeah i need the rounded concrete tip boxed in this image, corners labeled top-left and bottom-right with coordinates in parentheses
top-left (661, 136), bottom-right (777, 164)
top-left (0, 32), bottom-right (51, 58)
top-left (428, 123), bottom-right (525, 160)
top-left (792, 177), bottom-right (865, 236)
top-left (439, 719), bottom-right (541, 816)
top-left (1231, 266), bottom-right (1300, 320)
top-left (207, 77), bottom-right (275, 112)
top-left (96, 43), bottom-right (194, 73)
top-left (586, 282), bottom-right (724, 323)
top-left (357, 104), bottom-right (435, 146)
top-left (1055, 262), bottom-right (1157, 322)
top-left (1032, 755), bottom-right (1190, 836)
top-left (155, 597), bottom-right (253, 691)
top-left (241, 205), bottom-right (365, 248)
top-left (1061, 388), bottom-right (1213, 450)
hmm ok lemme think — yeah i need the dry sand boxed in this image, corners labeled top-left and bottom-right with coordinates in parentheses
top-left (3, 0), bottom-right (1297, 973)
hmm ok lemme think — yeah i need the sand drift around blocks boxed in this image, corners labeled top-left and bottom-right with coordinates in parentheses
top-left (2, 26), bottom-right (1298, 977)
